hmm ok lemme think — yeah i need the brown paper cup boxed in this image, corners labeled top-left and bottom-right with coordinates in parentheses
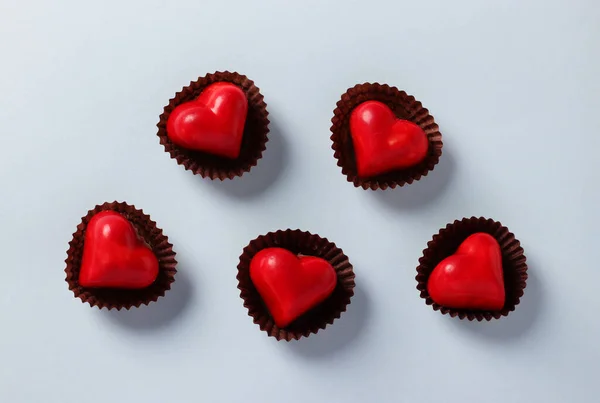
top-left (416, 217), bottom-right (528, 321)
top-left (65, 201), bottom-right (177, 310)
top-left (330, 83), bottom-right (443, 190)
top-left (237, 229), bottom-right (356, 341)
top-left (157, 71), bottom-right (270, 179)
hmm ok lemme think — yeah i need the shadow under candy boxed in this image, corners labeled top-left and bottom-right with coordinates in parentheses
top-left (287, 285), bottom-right (371, 358)
top-left (206, 121), bottom-right (288, 198)
top-left (451, 263), bottom-right (544, 342)
top-left (373, 147), bottom-right (456, 210)
top-left (102, 269), bottom-right (195, 332)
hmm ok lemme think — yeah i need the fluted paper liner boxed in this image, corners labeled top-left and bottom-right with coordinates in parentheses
top-left (237, 229), bottom-right (356, 341)
top-left (157, 71), bottom-right (270, 179)
top-left (416, 217), bottom-right (527, 321)
top-left (65, 201), bottom-right (177, 310)
top-left (331, 83), bottom-right (443, 190)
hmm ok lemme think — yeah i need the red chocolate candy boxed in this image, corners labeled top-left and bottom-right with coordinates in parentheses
top-left (350, 100), bottom-right (429, 177)
top-left (427, 233), bottom-right (505, 311)
top-left (249, 247), bottom-right (337, 328)
top-left (166, 82), bottom-right (248, 159)
top-left (79, 211), bottom-right (159, 289)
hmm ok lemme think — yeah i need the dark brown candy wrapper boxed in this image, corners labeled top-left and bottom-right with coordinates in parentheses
top-left (157, 71), bottom-right (270, 180)
top-left (331, 83), bottom-right (443, 190)
top-left (237, 229), bottom-right (355, 341)
top-left (416, 217), bottom-right (528, 321)
top-left (65, 201), bottom-right (177, 310)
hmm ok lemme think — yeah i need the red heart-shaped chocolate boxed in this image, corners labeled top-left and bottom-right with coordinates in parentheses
top-left (166, 82), bottom-right (248, 159)
top-left (79, 211), bottom-right (159, 289)
top-left (350, 100), bottom-right (429, 177)
top-left (249, 247), bottom-right (337, 328)
top-left (427, 233), bottom-right (505, 311)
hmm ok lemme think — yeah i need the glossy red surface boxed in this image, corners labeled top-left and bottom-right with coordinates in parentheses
top-left (249, 247), bottom-right (337, 328)
top-left (427, 233), bottom-right (505, 311)
top-left (166, 82), bottom-right (248, 159)
top-left (79, 211), bottom-right (159, 289)
top-left (349, 100), bottom-right (429, 177)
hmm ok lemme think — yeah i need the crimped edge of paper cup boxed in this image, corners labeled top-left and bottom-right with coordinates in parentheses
top-left (65, 201), bottom-right (177, 310)
top-left (330, 83), bottom-right (443, 190)
top-left (416, 217), bottom-right (527, 321)
top-left (237, 229), bottom-right (355, 341)
top-left (157, 71), bottom-right (270, 179)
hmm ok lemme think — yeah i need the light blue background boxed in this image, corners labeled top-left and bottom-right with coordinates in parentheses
top-left (1, 1), bottom-right (599, 402)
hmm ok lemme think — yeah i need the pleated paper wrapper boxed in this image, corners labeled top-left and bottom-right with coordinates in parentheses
top-left (65, 201), bottom-right (177, 310)
top-left (331, 83), bottom-right (443, 190)
top-left (157, 71), bottom-right (270, 180)
top-left (237, 229), bottom-right (355, 341)
top-left (416, 217), bottom-right (528, 321)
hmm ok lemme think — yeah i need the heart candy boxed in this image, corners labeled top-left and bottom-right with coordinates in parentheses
top-left (350, 100), bottom-right (429, 177)
top-left (427, 233), bottom-right (505, 311)
top-left (79, 211), bottom-right (159, 289)
top-left (167, 82), bottom-right (248, 159)
top-left (249, 247), bottom-right (337, 328)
